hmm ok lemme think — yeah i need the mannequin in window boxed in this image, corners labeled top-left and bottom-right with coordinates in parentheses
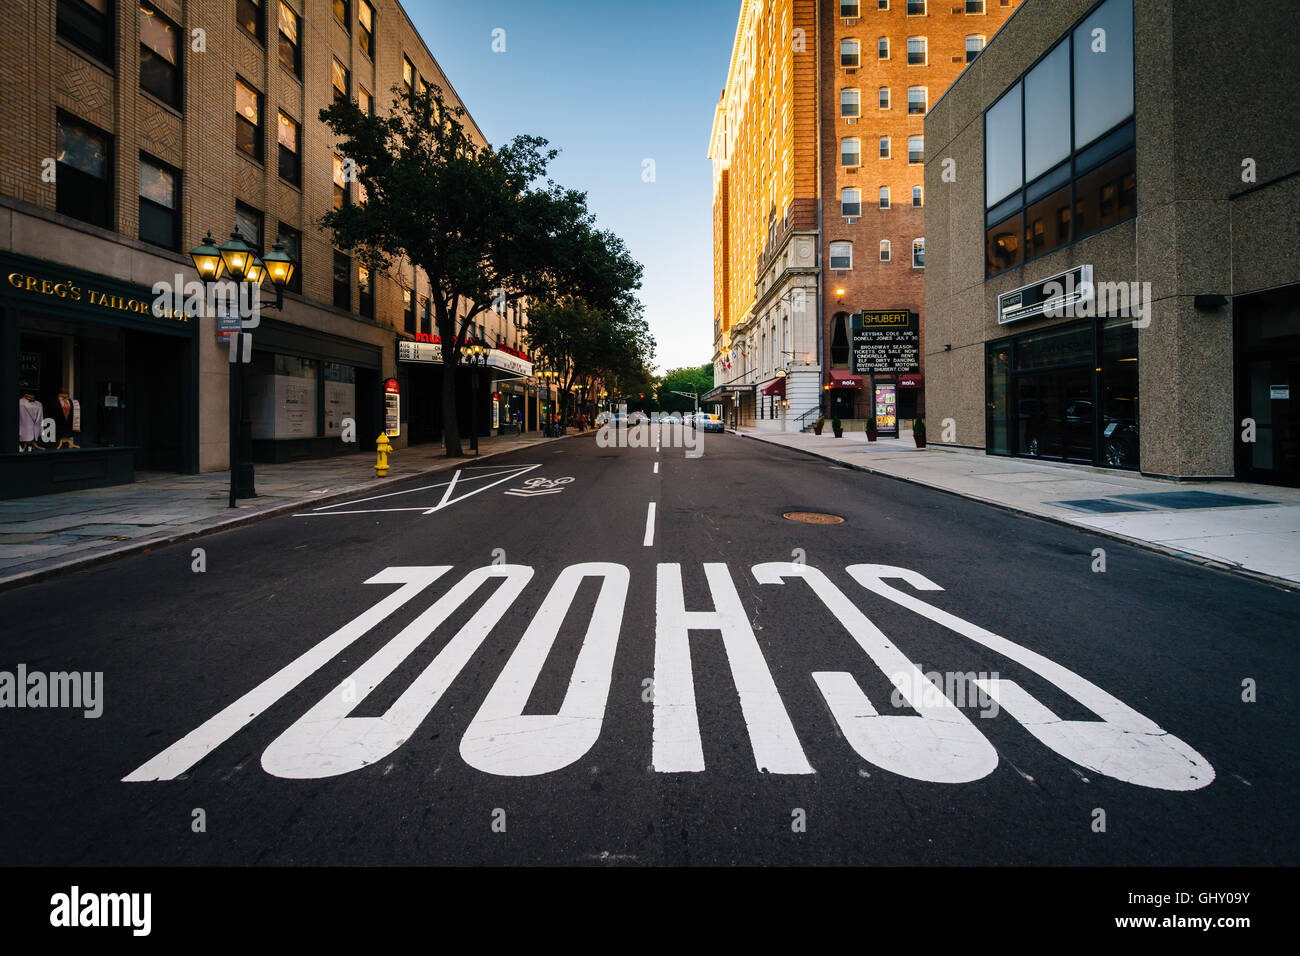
top-left (53, 391), bottom-right (81, 449)
top-left (18, 392), bottom-right (43, 452)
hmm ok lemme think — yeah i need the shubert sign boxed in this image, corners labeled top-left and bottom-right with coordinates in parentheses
top-left (851, 310), bottom-right (920, 376)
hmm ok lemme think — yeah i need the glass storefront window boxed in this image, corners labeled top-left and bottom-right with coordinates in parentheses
top-left (1014, 322), bottom-right (1092, 371)
top-left (1099, 316), bottom-right (1139, 469)
top-left (17, 315), bottom-right (125, 453)
top-left (251, 353), bottom-right (319, 439)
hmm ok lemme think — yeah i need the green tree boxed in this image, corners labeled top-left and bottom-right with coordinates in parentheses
top-left (657, 363), bottom-right (714, 414)
top-left (319, 84), bottom-right (631, 455)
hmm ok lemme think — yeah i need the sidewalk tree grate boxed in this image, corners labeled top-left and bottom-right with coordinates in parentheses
top-left (783, 511), bottom-right (845, 524)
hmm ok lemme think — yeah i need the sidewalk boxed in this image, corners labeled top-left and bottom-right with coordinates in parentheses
top-left (736, 426), bottom-right (1300, 589)
top-left (0, 430), bottom-right (573, 589)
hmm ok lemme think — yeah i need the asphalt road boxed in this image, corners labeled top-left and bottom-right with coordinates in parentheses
top-left (0, 428), bottom-right (1295, 866)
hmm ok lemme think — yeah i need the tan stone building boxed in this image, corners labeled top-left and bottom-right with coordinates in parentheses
top-left (1, 0), bottom-right (532, 499)
top-left (709, 0), bottom-right (1017, 433)
top-left (924, 0), bottom-right (1299, 483)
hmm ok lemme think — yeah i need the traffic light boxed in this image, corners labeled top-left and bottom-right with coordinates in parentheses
top-left (639, 393), bottom-right (644, 399)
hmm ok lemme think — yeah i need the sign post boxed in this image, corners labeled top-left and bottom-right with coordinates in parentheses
top-left (384, 378), bottom-right (400, 438)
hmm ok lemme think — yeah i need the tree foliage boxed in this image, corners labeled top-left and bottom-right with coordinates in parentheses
top-left (656, 364), bottom-right (714, 414)
top-left (319, 83), bottom-right (644, 453)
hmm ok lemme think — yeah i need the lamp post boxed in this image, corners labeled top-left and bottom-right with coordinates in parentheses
top-left (189, 228), bottom-right (295, 507)
top-left (460, 340), bottom-right (488, 454)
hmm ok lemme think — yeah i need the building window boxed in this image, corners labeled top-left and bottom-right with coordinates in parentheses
top-left (879, 87), bottom-right (890, 109)
top-left (966, 35), bottom-right (985, 61)
top-left (235, 78), bottom-right (263, 162)
top-left (841, 137), bottom-right (861, 167)
top-left (841, 188), bottom-right (862, 217)
top-left (421, 297), bottom-right (432, 335)
top-left (879, 239), bottom-right (891, 262)
top-left (277, 222), bottom-right (301, 294)
top-left (841, 89), bottom-right (860, 118)
top-left (358, 1), bottom-right (374, 58)
top-left (333, 0), bottom-right (350, 33)
top-left (912, 238), bottom-right (925, 268)
top-left (967, 0), bottom-right (986, 12)
top-left (840, 39), bottom-right (860, 68)
top-left (358, 264), bottom-right (374, 318)
top-left (908, 135), bottom-right (924, 164)
top-left (877, 37), bottom-right (889, 59)
top-left (907, 0), bottom-right (926, 14)
top-left (879, 186), bottom-right (890, 209)
top-left (829, 241), bottom-right (852, 270)
top-left (841, 0), bottom-right (860, 15)
top-left (359, 86), bottom-right (372, 115)
top-left (908, 86), bottom-right (927, 115)
top-left (333, 251), bottom-right (351, 310)
top-left (138, 154), bottom-right (179, 249)
top-left (235, 202), bottom-right (263, 254)
top-left (277, 112), bottom-right (300, 185)
top-left (139, 4), bottom-right (180, 107)
top-left (402, 56), bottom-right (414, 94)
top-left (58, 0), bottom-right (114, 63)
top-left (56, 114), bottom-right (112, 229)
top-left (333, 154), bottom-right (350, 210)
top-left (912, 185), bottom-right (923, 206)
top-left (831, 313), bottom-right (851, 368)
top-left (982, 0), bottom-right (1136, 277)
top-left (879, 0), bottom-right (889, 9)
top-left (236, 0), bottom-right (262, 43)
top-left (907, 37), bottom-right (927, 65)
top-left (278, 2), bottom-right (301, 77)
top-left (332, 58), bottom-right (350, 105)
top-left (879, 136), bottom-right (890, 158)
top-left (403, 289), bottom-right (416, 333)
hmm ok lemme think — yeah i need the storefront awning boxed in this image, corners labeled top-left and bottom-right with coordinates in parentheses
top-left (827, 370), bottom-right (864, 389)
top-left (899, 373), bottom-right (923, 388)
top-left (701, 383), bottom-right (754, 402)
top-left (761, 377), bottom-right (786, 396)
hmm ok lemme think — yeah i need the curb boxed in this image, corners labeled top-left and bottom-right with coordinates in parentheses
top-left (735, 430), bottom-right (1300, 594)
top-left (0, 431), bottom-right (585, 594)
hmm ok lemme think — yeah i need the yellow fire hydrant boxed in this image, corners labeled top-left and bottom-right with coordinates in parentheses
top-left (375, 432), bottom-right (392, 477)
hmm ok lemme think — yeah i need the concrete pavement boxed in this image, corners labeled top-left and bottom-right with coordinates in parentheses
top-left (736, 426), bottom-right (1300, 588)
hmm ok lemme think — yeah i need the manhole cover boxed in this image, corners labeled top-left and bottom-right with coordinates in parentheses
top-left (783, 511), bottom-right (845, 524)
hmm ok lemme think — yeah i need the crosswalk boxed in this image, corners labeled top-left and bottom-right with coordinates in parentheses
top-left (124, 561), bottom-right (1214, 792)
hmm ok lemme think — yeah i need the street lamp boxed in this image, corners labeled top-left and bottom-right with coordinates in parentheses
top-left (190, 227), bottom-right (295, 507)
top-left (460, 340), bottom-right (489, 454)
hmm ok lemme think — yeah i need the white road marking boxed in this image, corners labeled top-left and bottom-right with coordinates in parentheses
top-left (122, 567), bottom-right (449, 782)
top-left (643, 502), bottom-right (656, 546)
top-left (753, 563), bottom-right (997, 784)
top-left (461, 563), bottom-right (629, 776)
top-left (294, 464), bottom-right (541, 517)
top-left (653, 563), bottom-right (813, 775)
top-left (845, 564), bottom-right (1214, 791)
top-left (261, 565), bottom-right (534, 779)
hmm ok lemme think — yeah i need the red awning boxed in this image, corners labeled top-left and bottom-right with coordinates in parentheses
top-left (899, 373), bottom-right (923, 388)
top-left (762, 377), bottom-right (786, 396)
top-left (827, 370), bottom-right (863, 388)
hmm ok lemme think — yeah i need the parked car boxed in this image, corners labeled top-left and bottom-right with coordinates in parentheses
top-left (701, 413), bottom-right (724, 433)
top-left (663, 412), bottom-right (682, 425)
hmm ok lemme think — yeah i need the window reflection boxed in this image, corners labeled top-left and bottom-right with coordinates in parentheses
top-left (1022, 185), bottom-right (1071, 260)
top-left (985, 214), bottom-right (1022, 276)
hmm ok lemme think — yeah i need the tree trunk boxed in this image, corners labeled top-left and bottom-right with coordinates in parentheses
top-left (440, 353), bottom-right (463, 456)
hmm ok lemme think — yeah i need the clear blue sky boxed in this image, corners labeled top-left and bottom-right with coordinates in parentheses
top-left (403, 0), bottom-right (739, 374)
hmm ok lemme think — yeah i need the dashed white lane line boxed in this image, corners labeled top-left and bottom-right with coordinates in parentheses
top-left (653, 462), bottom-right (659, 474)
top-left (643, 502), bottom-right (656, 547)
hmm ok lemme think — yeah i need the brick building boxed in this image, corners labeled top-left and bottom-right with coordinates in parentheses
top-left (709, 0), bottom-right (1018, 432)
top-left (1, 0), bottom-right (532, 499)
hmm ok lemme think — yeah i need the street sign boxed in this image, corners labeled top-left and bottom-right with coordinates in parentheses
top-left (851, 310), bottom-right (919, 375)
top-left (384, 378), bottom-right (400, 437)
top-left (226, 331), bottom-right (252, 364)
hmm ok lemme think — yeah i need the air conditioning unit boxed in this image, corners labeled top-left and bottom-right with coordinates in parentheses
top-left (845, 117), bottom-right (857, 124)
top-left (844, 18), bottom-right (859, 25)
top-left (845, 217), bottom-right (858, 225)
top-left (845, 67), bottom-right (858, 75)
top-left (951, 55), bottom-right (963, 63)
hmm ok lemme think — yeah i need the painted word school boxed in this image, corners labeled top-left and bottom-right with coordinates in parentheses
top-left (126, 562), bottom-right (1213, 792)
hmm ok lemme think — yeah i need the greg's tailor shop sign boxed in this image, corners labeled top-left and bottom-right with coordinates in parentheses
top-left (6, 270), bottom-right (190, 323)
top-left (851, 310), bottom-right (920, 375)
